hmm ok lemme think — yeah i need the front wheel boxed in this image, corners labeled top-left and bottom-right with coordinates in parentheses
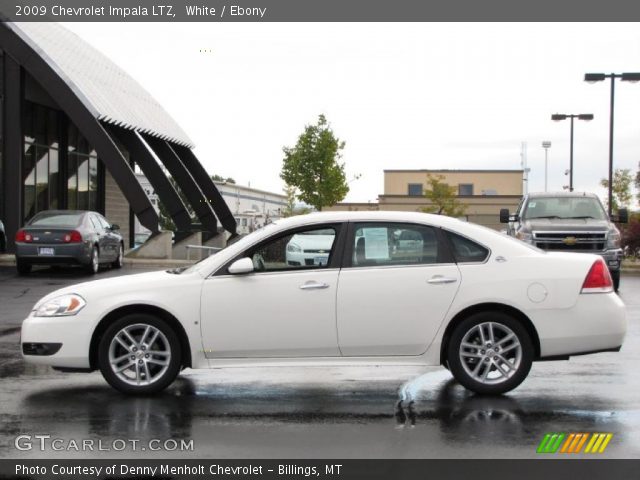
top-left (98, 314), bottom-right (182, 394)
top-left (447, 312), bottom-right (534, 395)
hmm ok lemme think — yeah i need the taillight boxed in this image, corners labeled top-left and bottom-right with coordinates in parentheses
top-left (581, 259), bottom-right (613, 294)
top-left (63, 231), bottom-right (83, 243)
top-left (15, 230), bottom-right (32, 243)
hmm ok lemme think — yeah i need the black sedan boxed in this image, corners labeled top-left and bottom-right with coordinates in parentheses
top-left (15, 210), bottom-right (124, 275)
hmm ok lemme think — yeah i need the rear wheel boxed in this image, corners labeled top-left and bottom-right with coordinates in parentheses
top-left (611, 269), bottom-right (620, 292)
top-left (85, 246), bottom-right (99, 274)
top-left (98, 314), bottom-right (182, 395)
top-left (447, 312), bottom-right (533, 395)
top-left (112, 243), bottom-right (124, 269)
top-left (16, 260), bottom-right (32, 275)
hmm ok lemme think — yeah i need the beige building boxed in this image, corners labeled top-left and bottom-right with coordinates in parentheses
top-left (329, 169), bottom-right (523, 230)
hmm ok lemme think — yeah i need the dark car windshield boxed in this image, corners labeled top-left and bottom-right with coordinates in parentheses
top-left (29, 212), bottom-right (83, 228)
top-left (523, 197), bottom-right (607, 221)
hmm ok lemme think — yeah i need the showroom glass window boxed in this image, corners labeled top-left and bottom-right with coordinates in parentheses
top-left (247, 226), bottom-right (337, 272)
top-left (351, 223), bottom-right (443, 267)
top-left (22, 102), bottom-right (102, 222)
top-left (22, 102), bottom-right (60, 220)
top-left (67, 123), bottom-right (99, 211)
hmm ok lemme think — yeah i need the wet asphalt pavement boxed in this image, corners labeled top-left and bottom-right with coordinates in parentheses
top-left (0, 266), bottom-right (639, 459)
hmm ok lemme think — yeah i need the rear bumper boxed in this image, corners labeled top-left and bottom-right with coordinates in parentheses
top-left (15, 243), bottom-right (91, 265)
top-left (531, 292), bottom-right (627, 358)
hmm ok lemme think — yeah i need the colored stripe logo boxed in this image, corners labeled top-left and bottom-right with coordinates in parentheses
top-left (537, 433), bottom-right (613, 454)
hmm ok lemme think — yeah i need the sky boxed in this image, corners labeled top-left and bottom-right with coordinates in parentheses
top-left (63, 22), bottom-right (640, 207)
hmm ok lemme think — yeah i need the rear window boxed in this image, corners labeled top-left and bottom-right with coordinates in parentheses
top-left (446, 231), bottom-right (489, 263)
top-left (29, 212), bottom-right (83, 228)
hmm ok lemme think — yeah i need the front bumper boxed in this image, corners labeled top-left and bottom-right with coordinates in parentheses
top-left (21, 312), bottom-right (94, 369)
top-left (15, 242), bottom-right (92, 265)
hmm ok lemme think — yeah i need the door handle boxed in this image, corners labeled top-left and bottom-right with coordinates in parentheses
top-left (427, 275), bottom-right (458, 285)
top-left (299, 281), bottom-right (330, 290)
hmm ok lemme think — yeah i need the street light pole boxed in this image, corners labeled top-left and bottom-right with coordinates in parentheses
top-left (542, 141), bottom-right (551, 192)
top-left (569, 116), bottom-right (574, 191)
top-left (551, 113), bottom-right (594, 193)
top-left (585, 72), bottom-right (640, 216)
top-left (608, 76), bottom-right (615, 216)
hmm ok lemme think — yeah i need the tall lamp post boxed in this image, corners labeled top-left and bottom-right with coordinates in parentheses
top-left (541, 141), bottom-right (551, 192)
top-left (551, 113), bottom-right (594, 192)
top-left (584, 72), bottom-right (640, 216)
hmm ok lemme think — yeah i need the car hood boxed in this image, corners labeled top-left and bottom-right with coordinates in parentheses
top-left (32, 270), bottom-right (198, 308)
top-left (524, 219), bottom-right (611, 232)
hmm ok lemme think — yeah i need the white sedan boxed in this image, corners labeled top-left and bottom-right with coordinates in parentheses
top-left (21, 212), bottom-right (626, 395)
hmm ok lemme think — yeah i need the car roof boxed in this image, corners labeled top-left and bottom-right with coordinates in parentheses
top-left (272, 211), bottom-right (466, 229)
top-left (526, 191), bottom-right (598, 198)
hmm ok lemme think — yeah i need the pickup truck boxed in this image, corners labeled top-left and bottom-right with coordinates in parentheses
top-left (500, 192), bottom-right (628, 291)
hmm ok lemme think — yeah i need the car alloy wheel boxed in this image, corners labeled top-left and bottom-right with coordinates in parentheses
top-left (85, 246), bottom-right (99, 274)
top-left (98, 314), bottom-right (182, 394)
top-left (447, 312), bottom-right (533, 395)
top-left (108, 324), bottom-right (171, 386)
top-left (458, 322), bottom-right (522, 385)
top-left (113, 243), bottom-right (124, 269)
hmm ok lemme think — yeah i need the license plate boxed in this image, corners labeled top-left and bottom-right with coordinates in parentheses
top-left (38, 247), bottom-right (55, 256)
top-left (314, 256), bottom-right (328, 266)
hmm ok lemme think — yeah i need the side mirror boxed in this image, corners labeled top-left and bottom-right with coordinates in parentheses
top-left (110, 224), bottom-right (120, 231)
top-left (228, 257), bottom-right (254, 275)
top-left (617, 208), bottom-right (629, 224)
top-left (499, 209), bottom-right (510, 223)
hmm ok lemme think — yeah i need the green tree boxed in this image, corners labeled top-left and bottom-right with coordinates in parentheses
top-left (281, 184), bottom-right (311, 217)
top-left (600, 168), bottom-right (633, 212)
top-left (211, 174), bottom-right (236, 184)
top-left (635, 161), bottom-right (640, 205)
top-left (420, 174), bottom-right (467, 217)
top-left (280, 114), bottom-right (349, 211)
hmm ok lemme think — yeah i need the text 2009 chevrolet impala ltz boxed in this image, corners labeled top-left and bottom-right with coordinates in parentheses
top-left (21, 212), bottom-right (626, 395)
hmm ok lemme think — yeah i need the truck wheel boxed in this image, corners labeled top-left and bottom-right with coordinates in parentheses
top-left (611, 270), bottom-right (620, 292)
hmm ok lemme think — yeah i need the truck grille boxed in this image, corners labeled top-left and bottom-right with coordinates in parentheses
top-left (533, 231), bottom-right (606, 251)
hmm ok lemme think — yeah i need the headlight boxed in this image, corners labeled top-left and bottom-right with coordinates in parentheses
top-left (33, 294), bottom-right (86, 317)
top-left (287, 243), bottom-right (302, 253)
top-left (516, 231), bottom-right (533, 244)
top-left (607, 231), bottom-right (621, 249)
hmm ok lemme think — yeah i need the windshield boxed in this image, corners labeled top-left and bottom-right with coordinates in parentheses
top-left (523, 197), bottom-right (607, 221)
top-left (29, 212), bottom-right (83, 227)
top-left (172, 222), bottom-right (279, 275)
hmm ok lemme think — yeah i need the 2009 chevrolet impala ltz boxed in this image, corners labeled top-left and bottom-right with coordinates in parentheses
top-left (21, 212), bottom-right (626, 395)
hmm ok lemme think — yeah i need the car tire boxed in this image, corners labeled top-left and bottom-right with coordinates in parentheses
top-left (98, 314), bottom-right (182, 395)
top-left (447, 311), bottom-right (534, 395)
top-left (85, 246), bottom-right (99, 275)
top-left (16, 260), bottom-right (32, 275)
top-left (611, 269), bottom-right (620, 292)
top-left (112, 243), bottom-right (124, 269)
top-left (0, 234), bottom-right (6, 253)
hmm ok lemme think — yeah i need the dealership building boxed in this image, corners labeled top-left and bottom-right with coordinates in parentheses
top-left (329, 169), bottom-right (524, 230)
top-left (0, 22), bottom-right (236, 253)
